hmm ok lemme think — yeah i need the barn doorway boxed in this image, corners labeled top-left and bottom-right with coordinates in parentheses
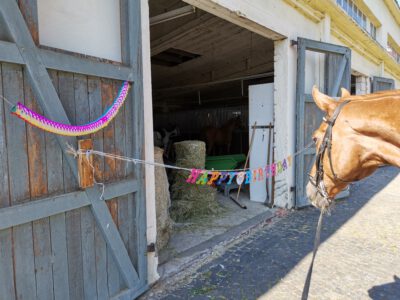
top-left (149, 0), bottom-right (276, 264)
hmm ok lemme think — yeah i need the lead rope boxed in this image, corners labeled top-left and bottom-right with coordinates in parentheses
top-left (301, 210), bottom-right (324, 300)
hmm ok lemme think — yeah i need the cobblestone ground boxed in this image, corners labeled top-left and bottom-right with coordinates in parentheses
top-left (153, 167), bottom-right (400, 300)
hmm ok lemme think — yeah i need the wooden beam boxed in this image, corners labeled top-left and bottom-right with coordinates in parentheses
top-left (0, 41), bottom-right (133, 81)
top-left (150, 5), bottom-right (196, 26)
top-left (41, 48), bottom-right (133, 81)
top-left (0, 191), bottom-right (90, 230)
top-left (151, 13), bottom-right (215, 56)
top-left (102, 178), bottom-right (139, 200)
top-left (0, 40), bottom-right (24, 64)
top-left (0, 178), bottom-right (138, 230)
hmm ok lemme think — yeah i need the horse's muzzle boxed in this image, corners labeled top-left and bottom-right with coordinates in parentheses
top-left (306, 182), bottom-right (331, 209)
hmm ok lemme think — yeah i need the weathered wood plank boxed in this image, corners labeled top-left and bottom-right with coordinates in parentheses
top-left (32, 218), bottom-right (53, 300)
top-left (130, 0), bottom-right (148, 285)
top-left (75, 74), bottom-right (98, 299)
top-left (13, 223), bottom-right (37, 300)
top-left (47, 71), bottom-right (70, 300)
top-left (24, 70), bottom-right (54, 300)
top-left (3, 64), bottom-right (30, 204)
top-left (88, 76), bottom-right (108, 299)
top-left (18, 0), bottom-right (39, 44)
top-left (115, 80), bottom-right (129, 291)
top-left (59, 73), bottom-right (84, 300)
top-left (3, 62), bottom-right (36, 299)
top-left (50, 213), bottom-right (70, 300)
top-left (102, 79), bottom-right (121, 296)
top-left (0, 64), bottom-right (15, 300)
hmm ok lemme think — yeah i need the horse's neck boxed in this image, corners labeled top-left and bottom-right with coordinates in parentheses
top-left (349, 98), bottom-right (400, 146)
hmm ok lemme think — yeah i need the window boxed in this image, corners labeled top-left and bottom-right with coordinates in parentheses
top-left (336, 0), bottom-right (377, 40)
top-left (387, 43), bottom-right (400, 63)
top-left (37, 0), bottom-right (122, 62)
top-left (370, 23), bottom-right (377, 40)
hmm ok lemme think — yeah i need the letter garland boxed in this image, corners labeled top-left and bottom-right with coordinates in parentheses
top-left (10, 81), bottom-right (130, 136)
top-left (186, 155), bottom-right (293, 186)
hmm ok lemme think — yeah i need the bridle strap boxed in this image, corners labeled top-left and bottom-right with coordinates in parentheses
top-left (326, 100), bottom-right (352, 183)
top-left (302, 99), bottom-right (351, 300)
top-left (312, 100), bottom-right (351, 194)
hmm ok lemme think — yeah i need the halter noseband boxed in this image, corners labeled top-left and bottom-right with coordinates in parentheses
top-left (309, 100), bottom-right (351, 206)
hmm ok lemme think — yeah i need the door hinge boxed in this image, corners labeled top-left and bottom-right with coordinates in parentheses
top-left (147, 243), bottom-right (155, 253)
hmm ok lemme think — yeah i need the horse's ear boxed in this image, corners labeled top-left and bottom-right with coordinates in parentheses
top-left (312, 86), bottom-right (338, 113)
top-left (341, 87), bottom-right (350, 98)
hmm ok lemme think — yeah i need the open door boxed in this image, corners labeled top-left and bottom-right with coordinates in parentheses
top-left (295, 38), bottom-right (351, 208)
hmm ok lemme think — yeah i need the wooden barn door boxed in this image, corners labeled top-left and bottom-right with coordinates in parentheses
top-left (0, 1), bottom-right (148, 299)
top-left (295, 38), bottom-right (351, 208)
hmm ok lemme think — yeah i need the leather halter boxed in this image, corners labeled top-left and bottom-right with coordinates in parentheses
top-left (309, 100), bottom-right (351, 205)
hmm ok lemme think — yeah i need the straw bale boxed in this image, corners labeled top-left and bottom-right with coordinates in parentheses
top-left (154, 147), bottom-right (173, 251)
top-left (170, 141), bottom-right (220, 222)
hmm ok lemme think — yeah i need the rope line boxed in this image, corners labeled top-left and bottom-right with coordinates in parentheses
top-left (68, 142), bottom-right (315, 173)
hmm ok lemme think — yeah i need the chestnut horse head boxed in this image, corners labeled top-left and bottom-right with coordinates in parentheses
top-left (306, 86), bottom-right (400, 210)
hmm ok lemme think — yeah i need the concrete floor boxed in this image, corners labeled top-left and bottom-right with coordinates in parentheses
top-left (159, 189), bottom-right (271, 265)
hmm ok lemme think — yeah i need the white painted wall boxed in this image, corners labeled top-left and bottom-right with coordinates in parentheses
top-left (364, 0), bottom-right (400, 47)
top-left (37, 0), bottom-right (122, 62)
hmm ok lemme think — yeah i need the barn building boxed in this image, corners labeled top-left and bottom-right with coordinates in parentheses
top-left (0, 0), bottom-right (398, 298)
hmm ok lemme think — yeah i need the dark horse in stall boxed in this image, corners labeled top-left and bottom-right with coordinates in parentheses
top-left (204, 116), bottom-right (241, 155)
top-left (306, 86), bottom-right (400, 209)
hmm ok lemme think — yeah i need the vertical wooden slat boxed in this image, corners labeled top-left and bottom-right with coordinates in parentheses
top-left (25, 71), bottom-right (54, 300)
top-left (115, 81), bottom-right (128, 290)
top-left (88, 77), bottom-right (109, 299)
top-left (102, 79), bottom-right (121, 296)
top-left (0, 64), bottom-right (16, 300)
top-left (75, 74), bottom-right (98, 299)
top-left (130, 0), bottom-right (148, 284)
top-left (46, 71), bottom-right (70, 300)
top-left (17, 0), bottom-right (39, 44)
top-left (59, 72), bottom-right (84, 300)
top-left (3, 63), bottom-right (36, 300)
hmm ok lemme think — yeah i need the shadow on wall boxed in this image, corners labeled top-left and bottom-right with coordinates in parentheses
top-left (368, 275), bottom-right (400, 300)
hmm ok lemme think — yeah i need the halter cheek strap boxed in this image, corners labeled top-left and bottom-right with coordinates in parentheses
top-left (310, 100), bottom-right (351, 204)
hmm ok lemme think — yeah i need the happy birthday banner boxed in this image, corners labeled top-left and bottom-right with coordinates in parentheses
top-left (186, 155), bottom-right (292, 186)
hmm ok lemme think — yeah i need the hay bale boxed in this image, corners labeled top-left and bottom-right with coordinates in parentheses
top-left (154, 147), bottom-right (173, 251)
top-left (170, 141), bottom-right (219, 222)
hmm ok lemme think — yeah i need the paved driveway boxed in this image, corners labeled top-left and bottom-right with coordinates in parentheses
top-left (153, 167), bottom-right (400, 300)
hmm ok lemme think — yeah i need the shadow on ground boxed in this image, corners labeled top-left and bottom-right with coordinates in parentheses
top-left (368, 275), bottom-right (400, 300)
top-left (152, 167), bottom-right (399, 299)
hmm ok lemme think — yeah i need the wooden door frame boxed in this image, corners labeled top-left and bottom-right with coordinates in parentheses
top-left (294, 37), bottom-right (351, 208)
top-left (0, 0), bottom-right (148, 298)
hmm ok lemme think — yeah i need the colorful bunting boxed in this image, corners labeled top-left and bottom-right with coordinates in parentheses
top-left (186, 155), bottom-right (295, 186)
